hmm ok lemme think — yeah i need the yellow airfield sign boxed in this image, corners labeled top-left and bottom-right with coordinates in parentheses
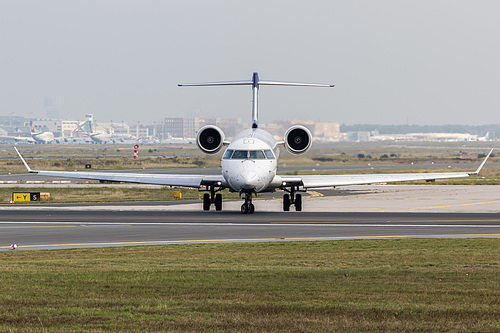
top-left (12, 192), bottom-right (40, 202)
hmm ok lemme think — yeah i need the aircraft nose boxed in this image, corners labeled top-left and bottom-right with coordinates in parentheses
top-left (237, 170), bottom-right (259, 189)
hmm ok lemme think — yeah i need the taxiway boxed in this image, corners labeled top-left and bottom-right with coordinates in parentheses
top-left (0, 185), bottom-right (499, 251)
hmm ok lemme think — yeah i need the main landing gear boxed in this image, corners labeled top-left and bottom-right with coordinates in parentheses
top-left (240, 190), bottom-right (255, 214)
top-left (202, 186), bottom-right (223, 211)
top-left (282, 186), bottom-right (303, 212)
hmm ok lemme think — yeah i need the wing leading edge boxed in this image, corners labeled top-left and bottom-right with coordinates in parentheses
top-left (278, 148), bottom-right (494, 189)
top-left (14, 148), bottom-right (226, 188)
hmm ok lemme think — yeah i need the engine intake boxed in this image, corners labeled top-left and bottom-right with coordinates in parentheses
top-left (196, 125), bottom-right (225, 154)
top-left (284, 125), bottom-right (312, 154)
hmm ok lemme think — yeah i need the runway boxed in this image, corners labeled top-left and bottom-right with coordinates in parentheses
top-left (0, 210), bottom-right (500, 250)
top-left (1, 186), bottom-right (500, 251)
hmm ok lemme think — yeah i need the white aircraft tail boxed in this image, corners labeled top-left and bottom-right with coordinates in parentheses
top-left (179, 72), bottom-right (334, 129)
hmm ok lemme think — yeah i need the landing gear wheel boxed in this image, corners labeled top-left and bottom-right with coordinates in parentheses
top-left (203, 193), bottom-right (211, 211)
top-left (241, 202), bottom-right (254, 214)
top-left (283, 194), bottom-right (290, 211)
top-left (295, 194), bottom-right (302, 211)
top-left (215, 194), bottom-right (222, 211)
top-left (241, 203), bottom-right (249, 214)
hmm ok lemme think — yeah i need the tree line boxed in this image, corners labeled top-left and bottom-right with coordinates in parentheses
top-left (340, 124), bottom-right (498, 137)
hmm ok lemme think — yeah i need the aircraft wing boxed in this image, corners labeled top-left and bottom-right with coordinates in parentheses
top-left (277, 149), bottom-right (494, 189)
top-left (0, 135), bottom-right (36, 143)
top-left (280, 171), bottom-right (473, 188)
top-left (15, 148), bottom-right (226, 188)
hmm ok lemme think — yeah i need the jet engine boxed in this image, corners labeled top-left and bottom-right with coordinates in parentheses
top-left (284, 125), bottom-right (312, 154)
top-left (196, 125), bottom-right (225, 154)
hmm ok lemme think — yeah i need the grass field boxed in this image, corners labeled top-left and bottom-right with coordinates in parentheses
top-left (0, 239), bottom-right (498, 332)
top-left (2, 142), bottom-right (499, 174)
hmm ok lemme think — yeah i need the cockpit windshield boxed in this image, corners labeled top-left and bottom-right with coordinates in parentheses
top-left (232, 150), bottom-right (248, 159)
top-left (222, 149), bottom-right (275, 160)
top-left (249, 150), bottom-right (265, 159)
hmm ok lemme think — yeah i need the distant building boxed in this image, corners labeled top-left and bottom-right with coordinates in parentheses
top-left (313, 122), bottom-right (341, 140)
top-left (32, 119), bottom-right (61, 134)
top-left (61, 121), bottom-right (80, 137)
top-left (131, 125), bottom-right (151, 139)
top-left (164, 118), bottom-right (184, 138)
top-left (44, 97), bottom-right (59, 119)
top-left (344, 131), bottom-right (371, 142)
top-left (163, 117), bottom-right (244, 140)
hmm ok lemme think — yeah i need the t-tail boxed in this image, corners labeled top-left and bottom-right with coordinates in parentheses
top-left (179, 72), bottom-right (335, 128)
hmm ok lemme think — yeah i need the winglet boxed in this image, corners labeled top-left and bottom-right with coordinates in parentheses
top-left (14, 147), bottom-right (35, 173)
top-left (470, 148), bottom-right (494, 175)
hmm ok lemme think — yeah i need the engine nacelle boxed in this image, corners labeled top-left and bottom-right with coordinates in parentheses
top-left (196, 125), bottom-right (225, 154)
top-left (284, 125), bottom-right (312, 154)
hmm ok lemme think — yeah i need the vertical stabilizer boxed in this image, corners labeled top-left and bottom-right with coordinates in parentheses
top-left (179, 73), bottom-right (334, 128)
top-left (252, 72), bottom-right (259, 128)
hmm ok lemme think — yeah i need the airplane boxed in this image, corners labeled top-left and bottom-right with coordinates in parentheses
top-left (163, 132), bottom-right (194, 144)
top-left (62, 123), bottom-right (92, 143)
top-left (0, 133), bottom-right (36, 143)
top-left (89, 132), bottom-right (136, 143)
top-left (30, 123), bottom-right (56, 143)
top-left (79, 118), bottom-right (136, 143)
top-left (478, 131), bottom-right (490, 142)
top-left (15, 72), bottom-right (494, 214)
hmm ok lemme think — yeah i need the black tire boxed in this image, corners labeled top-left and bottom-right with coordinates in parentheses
top-left (241, 203), bottom-right (248, 214)
top-left (295, 194), bottom-right (302, 211)
top-left (249, 203), bottom-right (255, 214)
top-left (203, 193), bottom-right (211, 211)
top-left (215, 194), bottom-right (222, 211)
top-left (283, 194), bottom-right (290, 211)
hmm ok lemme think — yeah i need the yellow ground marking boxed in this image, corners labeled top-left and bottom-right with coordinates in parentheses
top-left (306, 191), bottom-right (324, 198)
top-left (408, 200), bottom-right (500, 211)
top-left (271, 219), bottom-right (500, 224)
top-left (14, 234), bottom-right (500, 249)
top-left (0, 225), bottom-right (130, 229)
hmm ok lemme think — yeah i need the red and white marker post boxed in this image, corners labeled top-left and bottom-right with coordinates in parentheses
top-left (133, 144), bottom-right (139, 159)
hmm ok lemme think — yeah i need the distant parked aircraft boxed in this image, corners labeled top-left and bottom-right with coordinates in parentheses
top-left (30, 124), bottom-right (56, 143)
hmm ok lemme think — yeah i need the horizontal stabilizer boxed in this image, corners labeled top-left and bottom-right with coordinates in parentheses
top-left (179, 79), bottom-right (334, 88)
top-left (179, 80), bottom-right (253, 87)
top-left (259, 80), bottom-right (334, 87)
top-left (179, 72), bottom-right (334, 129)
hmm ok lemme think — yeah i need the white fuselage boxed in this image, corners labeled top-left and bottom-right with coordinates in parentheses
top-left (31, 131), bottom-right (55, 143)
top-left (90, 132), bottom-right (135, 143)
top-left (221, 128), bottom-right (279, 192)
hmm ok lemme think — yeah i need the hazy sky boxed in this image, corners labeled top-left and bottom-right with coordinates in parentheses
top-left (1, 0), bottom-right (499, 125)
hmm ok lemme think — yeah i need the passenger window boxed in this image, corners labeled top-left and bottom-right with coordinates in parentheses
top-left (232, 150), bottom-right (247, 159)
top-left (223, 150), bottom-right (234, 159)
top-left (249, 150), bottom-right (265, 159)
top-left (264, 150), bottom-right (275, 159)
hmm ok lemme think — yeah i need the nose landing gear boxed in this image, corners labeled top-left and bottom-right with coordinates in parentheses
top-left (240, 190), bottom-right (255, 214)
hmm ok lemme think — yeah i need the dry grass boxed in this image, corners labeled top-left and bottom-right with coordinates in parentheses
top-left (0, 187), bottom-right (240, 204)
top-left (2, 143), bottom-right (499, 174)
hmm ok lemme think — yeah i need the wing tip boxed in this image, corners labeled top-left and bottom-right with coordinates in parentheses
top-left (471, 148), bottom-right (494, 175)
top-left (14, 147), bottom-right (35, 173)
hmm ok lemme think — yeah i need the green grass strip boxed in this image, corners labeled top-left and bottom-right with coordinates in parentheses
top-left (0, 239), bottom-right (499, 332)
